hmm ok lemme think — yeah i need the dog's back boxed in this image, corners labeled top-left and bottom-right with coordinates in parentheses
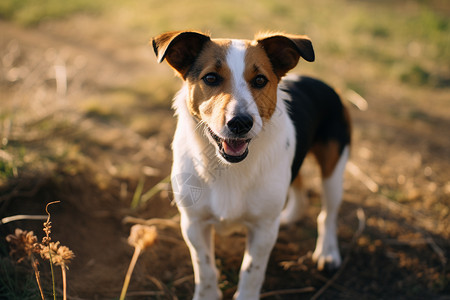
top-left (280, 75), bottom-right (351, 181)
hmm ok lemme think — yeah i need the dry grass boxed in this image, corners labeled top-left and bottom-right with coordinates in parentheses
top-left (5, 201), bottom-right (74, 300)
top-left (120, 224), bottom-right (158, 300)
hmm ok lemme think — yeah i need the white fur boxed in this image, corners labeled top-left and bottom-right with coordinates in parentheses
top-left (312, 145), bottom-right (349, 270)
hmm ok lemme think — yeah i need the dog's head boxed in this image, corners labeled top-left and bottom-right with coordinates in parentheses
top-left (152, 31), bottom-right (314, 163)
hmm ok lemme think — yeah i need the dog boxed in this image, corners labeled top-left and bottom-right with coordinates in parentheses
top-left (151, 30), bottom-right (351, 300)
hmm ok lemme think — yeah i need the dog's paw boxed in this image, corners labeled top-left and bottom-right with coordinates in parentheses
top-left (193, 283), bottom-right (222, 300)
top-left (193, 289), bottom-right (221, 300)
top-left (233, 291), bottom-right (260, 300)
top-left (312, 246), bottom-right (341, 272)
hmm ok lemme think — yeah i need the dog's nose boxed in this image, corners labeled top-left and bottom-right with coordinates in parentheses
top-left (227, 114), bottom-right (254, 136)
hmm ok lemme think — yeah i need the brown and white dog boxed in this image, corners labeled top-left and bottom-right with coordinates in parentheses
top-left (151, 31), bottom-right (351, 300)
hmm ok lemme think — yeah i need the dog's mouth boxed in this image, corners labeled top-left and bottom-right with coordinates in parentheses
top-left (207, 127), bottom-right (251, 163)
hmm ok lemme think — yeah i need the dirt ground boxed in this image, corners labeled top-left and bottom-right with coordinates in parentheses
top-left (1, 15), bottom-right (449, 300)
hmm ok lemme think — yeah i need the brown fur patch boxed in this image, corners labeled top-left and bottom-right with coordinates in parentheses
top-left (311, 140), bottom-right (341, 179)
top-left (245, 43), bottom-right (279, 120)
top-left (186, 40), bottom-right (233, 131)
top-left (254, 32), bottom-right (314, 79)
top-left (152, 31), bottom-right (211, 78)
top-left (291, 172), bottom-right (303, 189)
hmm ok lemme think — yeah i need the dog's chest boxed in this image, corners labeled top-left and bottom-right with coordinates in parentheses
top-left (209, 179), bottom-right (247, 221)
top-left (196, 157), bottom-right (291, 223)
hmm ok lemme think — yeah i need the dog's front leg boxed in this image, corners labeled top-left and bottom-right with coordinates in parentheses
top-left (234, 218), bottom-right (280, 300)
top-left (180, 214), bottom-right (221, 300)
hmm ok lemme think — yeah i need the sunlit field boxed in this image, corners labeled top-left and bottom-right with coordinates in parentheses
top-left (1, 0), bottom-right (449, 299)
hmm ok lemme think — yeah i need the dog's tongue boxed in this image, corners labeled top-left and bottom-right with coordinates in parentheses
top-left (223, 139), bottom-right (248, 157)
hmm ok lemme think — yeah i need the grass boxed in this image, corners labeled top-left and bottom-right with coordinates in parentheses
top-left (0, 159), bottom-right (16, 182)
top-left (0, 247), bottom-right (40, 300)
top-left (0, 0), bottom-right (106, 26)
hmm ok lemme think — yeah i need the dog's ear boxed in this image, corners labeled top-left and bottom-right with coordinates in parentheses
top-left (152, 31), bottom-right (211, 78)
top-left (256, 33), bottom-right (315, 78)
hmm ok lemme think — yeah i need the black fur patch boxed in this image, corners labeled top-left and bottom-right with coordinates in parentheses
top-left (280, 76), bottom-right (351, 182)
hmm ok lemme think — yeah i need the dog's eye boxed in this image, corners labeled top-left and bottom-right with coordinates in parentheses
top-left (252, 75), bottom-right (268, 88)
top-left (203, 73), bottom-right (222, 86)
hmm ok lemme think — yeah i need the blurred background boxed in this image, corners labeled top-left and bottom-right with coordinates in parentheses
top-left (1, 0), bottom-right (449, 299)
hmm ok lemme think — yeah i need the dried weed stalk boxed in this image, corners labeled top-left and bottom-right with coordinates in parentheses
top-left (5, 201), bottom-right (74, 300)
top-left (39, 241), bottom-right (75, 300)
top-left (120, 224), bottom-right (158, 300)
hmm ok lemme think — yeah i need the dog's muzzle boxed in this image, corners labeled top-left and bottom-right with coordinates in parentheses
top-left (207, 114), bottom-right (254, 163)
